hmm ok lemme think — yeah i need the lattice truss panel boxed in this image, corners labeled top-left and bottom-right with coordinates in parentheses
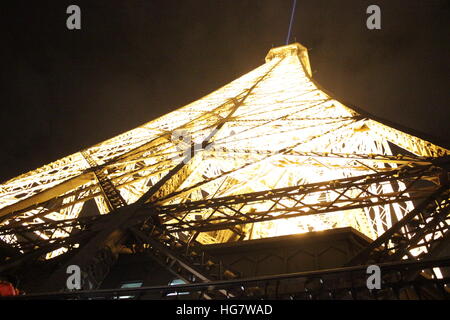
top-left (0, 43), bottom-right (448, 260)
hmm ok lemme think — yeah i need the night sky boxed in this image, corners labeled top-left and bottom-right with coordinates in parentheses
top-left (1, 0), bottom-right (449, 182)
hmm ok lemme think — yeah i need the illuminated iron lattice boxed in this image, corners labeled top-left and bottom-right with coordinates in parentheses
top-left (0, 43), bottom-right (449, 266)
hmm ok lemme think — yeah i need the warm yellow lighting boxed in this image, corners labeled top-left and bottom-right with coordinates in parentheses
top-left (0, 43), bottom-right (448, 258)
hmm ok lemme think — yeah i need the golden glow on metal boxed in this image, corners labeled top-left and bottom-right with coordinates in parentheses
top-left (0, 43), bottom-right (448, 258)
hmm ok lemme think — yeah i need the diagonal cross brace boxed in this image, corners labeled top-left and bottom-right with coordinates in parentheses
top-left (31, 58), bottom-right (284, 292)
top-left (348, 184), bottom-right (450, 266)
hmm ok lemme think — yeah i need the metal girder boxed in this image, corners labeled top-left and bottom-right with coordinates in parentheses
top-left (367, 120), bottom-right (449, 158)
top-left (9, 257), bottom-right (450, 300)
top-left (1, 43), bottom-right (450, 297)
top-left (14, 57), bottom-right (285, 292)
top-left (0, 151), bottom-right (434, 237)
top-left (1, 163), bottom-right (444, 252)
top-left (129, 226), bottom-right (239, 299)
top-left (348, 185), bottom-right (450, 265)
top-left (154, 164), bottom-right (443, 234)
top-left (0, 172), bottom-right (95, 222)
top-left (203, 149), bottom-right (432, 166)
top-left (81, 151), bottom-right (127, 211)
top-left (0, 230), bottom-right (94, 273)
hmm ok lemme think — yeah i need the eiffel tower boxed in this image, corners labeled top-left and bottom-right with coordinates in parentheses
top-left (0, 43), bottom-right (449, 299)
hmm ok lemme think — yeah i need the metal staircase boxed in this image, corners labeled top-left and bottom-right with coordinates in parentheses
top-left (81, 150), bottom-right (127, 211)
